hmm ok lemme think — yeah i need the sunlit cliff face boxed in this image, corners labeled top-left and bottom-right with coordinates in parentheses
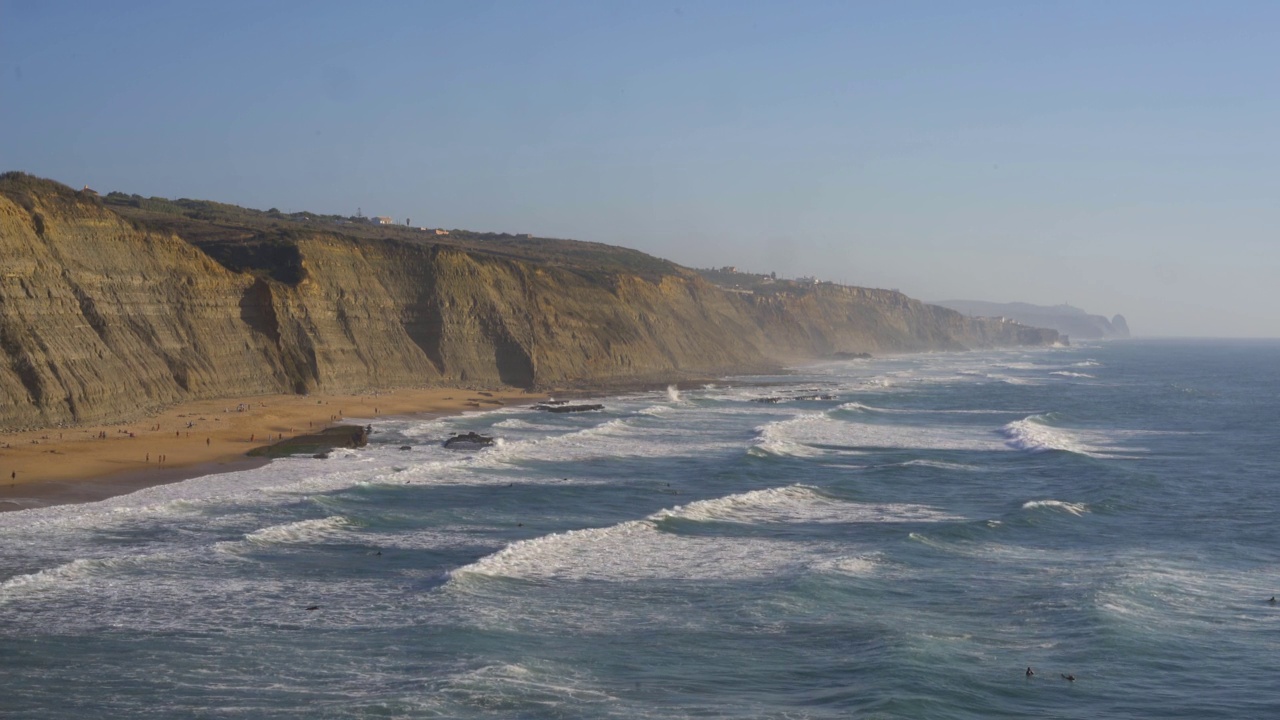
top-left (0, 176), bottom-right (1054, 431)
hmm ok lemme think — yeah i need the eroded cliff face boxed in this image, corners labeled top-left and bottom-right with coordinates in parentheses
top-left (0, 190), bottom-right (292, 429)
top-left (0, 179), bottom-right (1056, 430)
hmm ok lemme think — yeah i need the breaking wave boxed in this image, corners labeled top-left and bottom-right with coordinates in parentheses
top-left (449, 485), bottom-right (958, 583)
top-left (1002, 414), bottom-right (1092, 455)
top-left (1021, 499), bottom-right (1089, 516)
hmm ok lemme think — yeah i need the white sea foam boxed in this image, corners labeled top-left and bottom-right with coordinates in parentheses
top-left (666, 385), bottom-right (681, 402)
top-left (1021, 499), bottom-right (1088, 516)
top-left (810, 553), bottom-right (883, 577)
top-left (436, 661), bottom-right (618, 707)
top-left (1050, 371), bottom-right (1095, 379)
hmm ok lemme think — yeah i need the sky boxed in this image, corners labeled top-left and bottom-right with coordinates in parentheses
top-left (2, 1), bottom-right (1278, 337)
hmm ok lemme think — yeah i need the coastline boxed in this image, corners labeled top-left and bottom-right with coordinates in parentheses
top-left (0, 386), bottom-right (544, 513)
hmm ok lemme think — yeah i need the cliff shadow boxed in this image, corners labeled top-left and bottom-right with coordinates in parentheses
top-left (492, 330), bottom-right (534, 388)
top-left (239, 279), bottom-right (316, 393)
top-left (401, 298), bottom-right (446, 375)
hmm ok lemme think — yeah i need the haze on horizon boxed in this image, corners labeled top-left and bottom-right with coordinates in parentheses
top-left (3, 1), bottom-right (1276, 338)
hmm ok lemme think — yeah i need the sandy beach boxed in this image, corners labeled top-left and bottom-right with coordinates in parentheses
top-left (0, 386), bottom-right (544, 511)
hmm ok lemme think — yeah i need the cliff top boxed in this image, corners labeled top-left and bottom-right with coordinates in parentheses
top-left (0, 173), bottom-right (685, 284)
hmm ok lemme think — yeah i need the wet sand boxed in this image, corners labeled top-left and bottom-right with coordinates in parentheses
top-left (0, 387), bottom-right (543, 512)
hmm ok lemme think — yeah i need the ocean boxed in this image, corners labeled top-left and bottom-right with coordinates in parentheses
top-left (2, 339), bottom-right (1278, 718)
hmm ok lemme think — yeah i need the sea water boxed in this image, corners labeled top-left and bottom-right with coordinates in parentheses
top-left (2, 339), bottom-right (1279, 718)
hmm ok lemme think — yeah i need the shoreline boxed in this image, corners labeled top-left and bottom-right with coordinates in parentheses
top-left (0, 386), bottom-right (545, 513)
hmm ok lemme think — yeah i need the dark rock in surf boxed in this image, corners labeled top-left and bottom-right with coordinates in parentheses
top-left (534, 403), bottom-right (604, 413)
top-left (443, 431), bottom-right (495, 449)
top-left (250, 424), bottom-right (369, 458)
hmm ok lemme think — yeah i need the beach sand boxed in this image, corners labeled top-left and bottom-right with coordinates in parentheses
top-left (0, 387), bottom-right (544, 511)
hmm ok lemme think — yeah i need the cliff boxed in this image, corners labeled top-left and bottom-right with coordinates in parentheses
top-left (0, 174), bottom-right (1057, 431)
top-left (932, 300), bottom-right (1131, 340)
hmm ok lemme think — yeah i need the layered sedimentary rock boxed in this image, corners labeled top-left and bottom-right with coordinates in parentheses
top-left (0, 177), bottom-right (1057, 431)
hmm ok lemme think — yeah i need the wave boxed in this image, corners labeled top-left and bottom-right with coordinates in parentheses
top-left (809, 553), bottom-right (882, 577)
top-left (1021, 499), bottom-right (1088, 516)
top-left (655, 484), bottom-right (960, 526)
top-left (0, 554), bottom-right (165, 600)
top-left (1074, 360), bottom-right (1102, 367)
top-left (836, 401), bottom-right (1029, 416)
top-left (836, 401), bottom-right (891, 413)
top-left (1050, 371), bottom-right (1095, 379)
top-left (241, 515), bottom-right (354, 547)
top-left (757, 409), bottom-right (1012, 455)
top-left (895, 459), bottom-right (982, 471)
top-left (998, 377), bottom-right (1041, 386)
top-left (750, 413), bottom-right (832, 457)
top-left (491, 418), bottom-right (551, 430)
top-left (1001, 414), bottom-right (1092, 455)
top-left (449, 485), bottom-right (958, 584)
top-left (1001, 414), bottom-right (1150, 459)
top-left (1097, 553), bottom-right (1280, 632)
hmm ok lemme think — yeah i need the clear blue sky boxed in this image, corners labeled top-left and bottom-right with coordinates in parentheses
top-left (3, 1), bottom-right (1277, 337)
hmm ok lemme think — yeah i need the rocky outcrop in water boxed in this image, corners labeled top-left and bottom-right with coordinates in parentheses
top-left (0, 174), bottom-right (1058, 431)
top-left (443, 432), bottom-right (495, 449)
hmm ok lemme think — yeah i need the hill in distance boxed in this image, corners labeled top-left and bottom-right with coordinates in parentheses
top-left (932, 300), bottom-right (1130, 340)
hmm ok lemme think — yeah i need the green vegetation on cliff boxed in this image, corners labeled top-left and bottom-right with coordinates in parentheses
top-left (0, 173), bottom-right (1057, 431)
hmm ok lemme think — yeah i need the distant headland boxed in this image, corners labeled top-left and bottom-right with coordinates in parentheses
top-left (932, 300), bottom-right (1130, 341)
